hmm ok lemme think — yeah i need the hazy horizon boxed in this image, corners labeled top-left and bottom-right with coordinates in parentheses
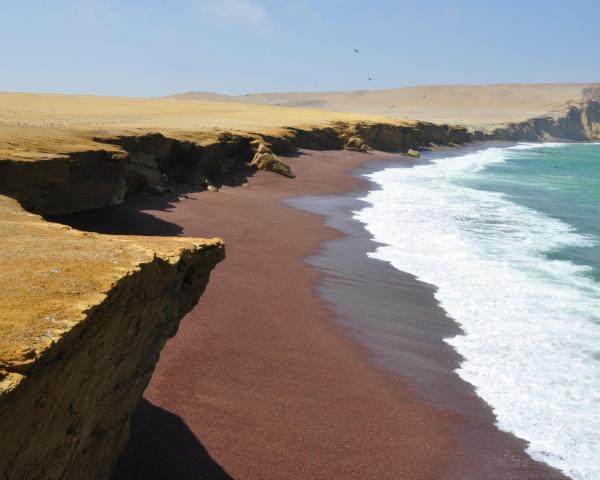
top-left (169, 81), bottom-right (600, 97)
top-left (3, 81), bottom-right (599, 100)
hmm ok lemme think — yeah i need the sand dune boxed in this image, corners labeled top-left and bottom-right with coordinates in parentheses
top-left (167, 83), bottom-right (600, 127)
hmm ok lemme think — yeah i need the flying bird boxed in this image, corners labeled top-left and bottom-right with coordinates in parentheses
top-left (354, 48), bottom-right (360, 53)
top-left (368, 77), bottom-right (373, 81)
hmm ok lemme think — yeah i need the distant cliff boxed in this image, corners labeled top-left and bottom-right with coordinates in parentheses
top-left (489, 100), bottom-right (600, 142)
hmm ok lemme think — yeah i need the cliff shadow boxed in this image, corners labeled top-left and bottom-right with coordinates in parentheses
top-left (45, 164), bottom-right (259, 235)
top-left (112, 399), bottom-right (233, 480)
top-left (44, 192), bottom-right (186, 236)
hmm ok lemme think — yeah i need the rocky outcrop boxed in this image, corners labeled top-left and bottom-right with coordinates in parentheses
top-left (489, 100), bottom-right (600, 141)
top-left (345, 122), bottom-right (471, 151)
top-left (344, 136), bottom-right (370, 152)
top-left (583, 87), bottom-right (600, 101)
top-left (0, 195), bottom-right (224, 480)
top-left (249, 141), bottom-right (295, 178)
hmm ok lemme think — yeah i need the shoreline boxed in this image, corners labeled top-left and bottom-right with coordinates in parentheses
top-left (288, 144), bottom-right (569, 479)
top-left (54, 145), bottom-right (565, 479)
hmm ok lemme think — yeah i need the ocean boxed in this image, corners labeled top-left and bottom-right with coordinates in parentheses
top-left (354, 143), bottom-right (600, 480)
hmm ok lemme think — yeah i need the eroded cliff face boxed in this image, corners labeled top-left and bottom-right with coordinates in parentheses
top-left (489, 100), bottom-right (600, 142)
top-left (262, 121), bottom-right (472, 155)
top-left (0, 120), bottom-right (473, 217)
top-left (0, 150), bottom-right (128, 215)
top-left (0, 195), bottom-right (224, 480)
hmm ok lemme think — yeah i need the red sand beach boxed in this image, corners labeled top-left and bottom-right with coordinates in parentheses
top-left (56, 149), bottom-right (567, 479)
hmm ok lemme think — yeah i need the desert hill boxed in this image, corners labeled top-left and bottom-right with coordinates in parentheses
top-left (167, 83), bottom-right (600, 128)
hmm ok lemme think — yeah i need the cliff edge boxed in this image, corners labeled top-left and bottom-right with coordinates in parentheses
top-left (0, 194), bottom-right (224, 479)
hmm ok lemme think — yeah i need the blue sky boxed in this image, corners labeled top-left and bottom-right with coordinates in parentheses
top-left (1, 0), bottom-right (599, 96)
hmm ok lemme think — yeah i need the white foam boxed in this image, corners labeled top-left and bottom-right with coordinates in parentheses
top-left (353, 145), bottom-right (600, 480)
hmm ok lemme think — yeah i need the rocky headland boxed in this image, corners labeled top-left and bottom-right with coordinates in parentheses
top-left (489, 99), bottom-right (600, 141)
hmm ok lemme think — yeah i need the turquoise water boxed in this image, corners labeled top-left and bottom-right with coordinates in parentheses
top-left (464, 143), bottom-right (600, 282)
top-left (354, 142), bottom-right (600, 479)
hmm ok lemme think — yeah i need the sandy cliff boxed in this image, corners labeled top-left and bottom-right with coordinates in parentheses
top-left (0, 193), bottom-right (224, 479)
top-left (0, 123), bottom-right (470, 216)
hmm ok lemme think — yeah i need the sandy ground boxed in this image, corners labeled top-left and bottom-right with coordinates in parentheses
top-left (0, 91), bottom-right (392, 131)
top-left (168, 83), bottom-right (599, 127)
top-left (56, 149), bottom-right (566, 479)
top-left (0, 91), bottom-right (413, 160)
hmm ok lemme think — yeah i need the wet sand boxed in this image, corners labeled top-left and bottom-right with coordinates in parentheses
top-left (57, 149), bottom-right (567, 479)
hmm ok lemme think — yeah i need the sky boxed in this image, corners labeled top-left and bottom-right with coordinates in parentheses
top-left (1, 0), bottom-right (599, 97)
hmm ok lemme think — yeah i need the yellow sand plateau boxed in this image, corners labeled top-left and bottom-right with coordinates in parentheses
top-left (168, 83), bottom-right (599, 128)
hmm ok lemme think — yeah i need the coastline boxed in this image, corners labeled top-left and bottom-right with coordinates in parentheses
top-left (54, 146), bottom-right (566, 479)
top-left (288, 144), bottom-right (570, 479)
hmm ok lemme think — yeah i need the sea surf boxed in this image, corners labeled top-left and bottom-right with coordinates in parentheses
top-left (354, 143), bottom-right (600, 480)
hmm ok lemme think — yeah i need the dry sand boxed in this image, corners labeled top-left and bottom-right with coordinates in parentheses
top-left (0, 91), bottom-right (384, 131)
top-left (168, 83), bottom-right (600, 127)
top-left (0, 91), bottom-right (417, 162)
